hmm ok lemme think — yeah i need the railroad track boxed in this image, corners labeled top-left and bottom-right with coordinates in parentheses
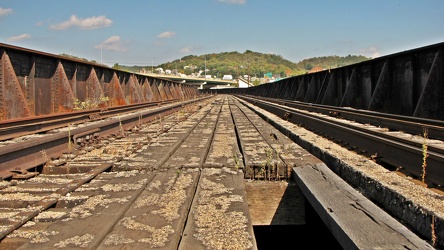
top-left (236, 95), bottom-right (444, 189)
top-left (0, 97), bottom-right (213, 180)
top-left (0, 95), bottom-right (441, 249)
top-left (0, 96), bottom-right (249, 249)
top-left (0, 95), bottom-right (310, 249)
top-left (234, 95), bottom-right (443, 249)
top-left (0, 99), bottom-right (180, 141)
top-left (243, 95), bottom-right (444, 141)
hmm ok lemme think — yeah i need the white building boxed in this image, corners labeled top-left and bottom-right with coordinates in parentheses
top-left (222, 75), bottom-right (233, 80)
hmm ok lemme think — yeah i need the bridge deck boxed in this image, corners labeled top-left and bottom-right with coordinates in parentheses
top-left (0, 95), bottom-right (436, 249)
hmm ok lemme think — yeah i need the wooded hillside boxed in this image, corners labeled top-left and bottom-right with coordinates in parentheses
top-left (117, 51), bottom-right (371, 78)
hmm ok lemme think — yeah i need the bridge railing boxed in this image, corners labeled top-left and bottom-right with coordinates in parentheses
top-left (0, 43), bottom-right (200, 121)
top-left (204, 42), bottom-right (444, 120)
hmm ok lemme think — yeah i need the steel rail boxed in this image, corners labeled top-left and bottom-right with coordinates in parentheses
top-left (241, 96), bottom-right (444, 154)
top-left (237, 95), bottom-right (444, 186)
top-left (0, 99), bottom-right (178, 141)
top-left (245, 95), bottom-right (444, 141)
top-left (0, 96), bottom-right (219, 239)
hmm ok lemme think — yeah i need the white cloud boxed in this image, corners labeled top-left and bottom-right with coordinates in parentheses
top-left (95, 36), bottom-right (129, 52)
top-left (359, 46), bottom-right (380, 58)
top-left (7, 34), bottom-right (31, 42)
top-left (157, 31), bottom-right (176, 39)
top-left (0, 7), bottom-right (13, 17)
top-left (217, 0), bottom-right (246, 5)
top-left (49, 15), bottom-right (112, 30)
top-left (180, 47), bottom-right (192, 53)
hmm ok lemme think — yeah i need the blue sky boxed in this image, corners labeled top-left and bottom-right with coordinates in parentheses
top-left (1, 0), bottom-right (443, 67)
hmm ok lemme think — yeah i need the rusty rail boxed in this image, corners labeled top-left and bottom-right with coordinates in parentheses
top-left (236, 95), bottom-right (444, 187)
top-left (0, 96), bottom-right (211, 180)
top-left (0, 99), bottom-right (178, 141)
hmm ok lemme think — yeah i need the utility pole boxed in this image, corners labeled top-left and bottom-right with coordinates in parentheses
top-left (152, 57), bottom-right (156, 74)
top-left (204, 57), bottom-right (206, 79)
top-left (247, 62), bottom-right (250, 86)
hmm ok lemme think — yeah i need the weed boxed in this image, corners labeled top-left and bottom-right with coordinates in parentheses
top-left (431, 214), bottom-right (436, 247)
top-left (275, 148), bottom-right (281, 181)
top-left (119, 116), bottom-right (125, 137)
top-left (233, 152), bottom-right (240, 170)
top-left (421, 127), bottom-right (428, 183)
top-left (260, 147), bottom-right (274, 181)
top-left (282, 144), bottom-right (297, 180)
top-left (41, 149), bottom-right (49, 167)
top-left (68, 124), bottom-right (73, 151)
top-left (73, 95), bottom-right (109, 110)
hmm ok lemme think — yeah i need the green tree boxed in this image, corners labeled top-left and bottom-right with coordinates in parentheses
top-left (114, 51), bottom-right (370, 79)
top-left (184, 67), bottom-right (193, 75)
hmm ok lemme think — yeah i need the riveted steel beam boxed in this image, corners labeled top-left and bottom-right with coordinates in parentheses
top-left (207, 42), bottom-right (444, 120)
top-left (0, 43), bottom-right (200, 121)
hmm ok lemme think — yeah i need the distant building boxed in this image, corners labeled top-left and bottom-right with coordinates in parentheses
top-left (222, 75), bottom-right (233, 80)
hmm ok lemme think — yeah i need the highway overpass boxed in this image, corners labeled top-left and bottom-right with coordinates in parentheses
top-left (141, 73), bottom-right (236, 89)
